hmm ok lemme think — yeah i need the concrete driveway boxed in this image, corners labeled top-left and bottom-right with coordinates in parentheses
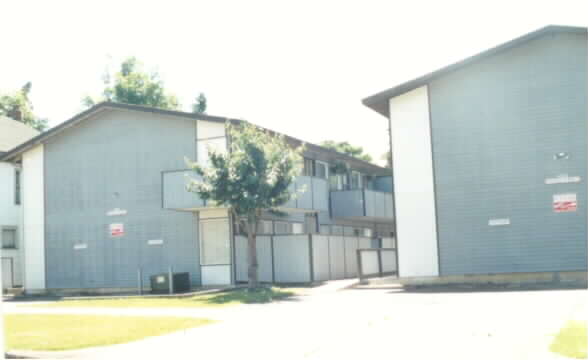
top-left (6, 285), bottom-right (586, 359)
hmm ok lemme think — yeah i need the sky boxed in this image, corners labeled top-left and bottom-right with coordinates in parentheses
top-left (1, 0), bottom-right (586, 166)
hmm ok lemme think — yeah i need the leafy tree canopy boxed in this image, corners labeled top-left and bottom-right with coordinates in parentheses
top-left (319, 140), bottom-right (373, 163)
top-left (0, 82), bottom-right (48, 131)
top-left (186, 122), bottom-right (303, 288)
top-left (192, 93), bottom-right (207, 114)
top-left (83, 57), bottom-right (179, 110)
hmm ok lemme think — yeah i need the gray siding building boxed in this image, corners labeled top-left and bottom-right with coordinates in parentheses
top-left (363, 25), bottom-right (587, 280)
top-left (1, 103), bottom-right (394, 293)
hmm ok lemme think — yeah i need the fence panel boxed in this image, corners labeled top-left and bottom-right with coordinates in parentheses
top-left (357, 248), bottom-right (398, 281)
top-left (344, 237), bottom-right (359, 278)
top-left (312, 235), bottom-right (331, 281)
top-left (235, 235), bottom-right (273, 283)
top-left (328, 236), bottom-right (346, 280)
top-left (273, 235), bottom-right (311, 283)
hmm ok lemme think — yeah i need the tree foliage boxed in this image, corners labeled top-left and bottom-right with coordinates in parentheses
top-left (192, 93), bottom-right (207, 114)
top-left (84, 57), bottom-right (179, 110)
top-left (320, 140), bottom-right (373, 162)
top-left (0, 82), bottom-right (48, 131)
top-left (381, 150), bottom-right (392, 168)
top-left (186, 122), bottom-right (303, 288)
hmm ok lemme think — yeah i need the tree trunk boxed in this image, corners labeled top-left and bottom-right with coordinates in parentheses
top-left (246, 226), bottom-right (259, 290)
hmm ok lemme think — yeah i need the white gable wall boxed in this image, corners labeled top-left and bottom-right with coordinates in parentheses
top-left (389, 86), bottom-right (439, 277)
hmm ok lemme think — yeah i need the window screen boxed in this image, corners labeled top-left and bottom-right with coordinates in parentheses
top-left (200, 219), bottom-right (230, 265)
top-left (2, 229), bottom-right (16, 249)
top-left (315, 161), bottom-right (328, 179)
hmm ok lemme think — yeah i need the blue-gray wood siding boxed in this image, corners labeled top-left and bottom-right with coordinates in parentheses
top-left (429, 31), bottom-right (588, 275)
top-left (163, 172), bottom-right (329, 212)
top-left (330, 189), bottom-right (394, 219)
top-left (44, 110), bottom-right (201, 289)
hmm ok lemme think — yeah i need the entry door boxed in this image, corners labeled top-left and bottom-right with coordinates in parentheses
top-left (199, 218), bottom-right (232, 285)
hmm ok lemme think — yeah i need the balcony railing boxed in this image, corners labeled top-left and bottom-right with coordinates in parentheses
top-left (330, 189), bottom-right (394, 220)
top-left (162, 170), bottom-right (329, 212)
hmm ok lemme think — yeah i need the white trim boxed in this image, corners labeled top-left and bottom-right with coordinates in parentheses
top-left (22, 145), bottom-right (46, 290)
top-left (389, 86), bottom-right (439, 277)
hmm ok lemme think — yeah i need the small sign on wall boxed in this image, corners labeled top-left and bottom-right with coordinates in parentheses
top-left (110, 223), bottom-right (124, 237)
top-left (553, 193), bottom-right (577, 213)
top-left (545, 175), bottom-right (581, 185)
top-left (107, 208), bottom-right (128, 216)
top-left (147, 239), bottom-right (164, 246)
top-left (489, 218), bottom-right (510, 226)
top-left (73, 243), bottom-right (87, 250)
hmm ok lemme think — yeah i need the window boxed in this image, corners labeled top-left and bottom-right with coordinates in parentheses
top-left (197, 137), bottom-right (227, 166)
top-left (292, 222), bottom-right (304, 234)
top-left (344, 226), bottom-right (355, 237)
top-left (329, 174), bottom-right (347, 190)
top-left (200, 219), bottom-right (230, 265)
top-left (14, 169), bottom-right (21, 205)
top-left (363, 228), bottom-right (373, 237)
top-left (257, 220), bottom-right (273, 235)
top-left (274, 221), bottom-right (305, 234)
top-left (319, 225), bottom-right (330, 235)
top-left (350, 171), bottom-right (362, 189)
top-left (303, 158), bottom-right (315, 177)
top-left (331, 225), bottom-right (344, 236)
top-left (2, 228), bottom-right (17, 249)
top-left (315, 161), bottom-right (328, 179)
top-left (274, 221), bottom-right (290, 234)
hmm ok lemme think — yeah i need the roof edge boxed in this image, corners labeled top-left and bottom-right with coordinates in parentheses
top-left (362, 25), bottom-right (588, 117)
top-left (0, 102), bottom-right (389, 172)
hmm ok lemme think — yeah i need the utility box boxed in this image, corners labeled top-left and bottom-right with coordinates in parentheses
top-left (149, 272), bottom-right (190, 294)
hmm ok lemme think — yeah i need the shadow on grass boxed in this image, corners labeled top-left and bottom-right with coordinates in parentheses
top-left (201, 287), bottom-right (299, 305)
top-left (352, 283), bottom-right (587, 294)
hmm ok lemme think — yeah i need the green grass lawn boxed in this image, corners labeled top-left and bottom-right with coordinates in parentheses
top-left (33, 287), bottom-right (298, 309)
top-left (550, 321), bottom-right (587, 359)
top-left (5, 314), bottom-right (212, 351)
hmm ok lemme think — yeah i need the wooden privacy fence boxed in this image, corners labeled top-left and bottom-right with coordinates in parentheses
top-left (357, 248), bottom-right (398, 282)
top-left (235, 235), bottom-right (394, 283)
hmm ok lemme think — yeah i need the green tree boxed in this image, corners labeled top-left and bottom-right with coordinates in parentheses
top-left (186, 123), bottom-right (303, 289)
top-left (84, 57), bottom-right (179, 110)
top-left (192, 93), bottom-right (207, 114)
top-left (0, 82), bottom-right (48, 131)
top-left (320, 140), bottom-right (373, 162)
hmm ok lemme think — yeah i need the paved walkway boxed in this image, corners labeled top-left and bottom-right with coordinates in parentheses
top-left (6, 284), bottom-right (586, 359)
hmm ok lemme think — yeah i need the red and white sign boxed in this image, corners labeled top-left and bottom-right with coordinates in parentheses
top-left (553, 193), bottom-right (577, 213)
top-left (110, 223), bottom-right (124, 237)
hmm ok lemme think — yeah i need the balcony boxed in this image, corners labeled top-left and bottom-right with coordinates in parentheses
top-left (330, 189), bottom-right (394, 222)
top-left (162, 170), bottom-right (329, 212)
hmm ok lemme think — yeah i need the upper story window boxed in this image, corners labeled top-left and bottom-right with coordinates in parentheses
top-left (315, 161), bottom-right (328, 180)
top-left (14, 169), bottom-right (21, 205)
top-left (257, 220), bottom-right (273, 235)
top-left (1, 228), bottom-right (17, 249)
top-left (350, 171), bottom-right (362, 190)
top-left (303, 158), bottom-right (315, 177)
